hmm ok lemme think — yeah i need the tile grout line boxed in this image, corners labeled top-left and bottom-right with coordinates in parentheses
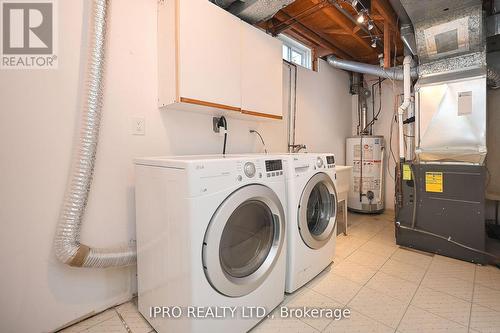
top-left (319, 221), bottom-right (397, 332)
top-left (468, 264), bottom-right (477, 332)
top-left (64, 310), bottom-right (117, 332)
top-left (115, 308), bottom-right (133, 333)
top-left (340, 224), bottom-right (402, 332)
top-left (392, 256), bottom-right (481, 331)
top-left (393, 246), bottom-right (434, 332)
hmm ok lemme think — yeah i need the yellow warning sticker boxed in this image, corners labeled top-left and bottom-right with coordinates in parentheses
top-left (425, 172), bottom-right (443, 193)
top-left (403, 164), bottom-right (412, 180)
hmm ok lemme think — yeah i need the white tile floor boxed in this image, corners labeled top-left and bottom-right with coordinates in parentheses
top-left (60, 212), bottom-right (500, 333)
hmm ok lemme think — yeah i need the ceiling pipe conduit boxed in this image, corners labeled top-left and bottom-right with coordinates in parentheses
top-left (53, 0), bottom-right (136, 268)
top-left (326, 55), bottom-right (418, 81)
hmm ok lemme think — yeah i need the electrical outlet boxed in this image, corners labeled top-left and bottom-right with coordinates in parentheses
top-left (213, 117), bottom-right (221, 133)
top-left (131, 116), bottom-right (145, 135)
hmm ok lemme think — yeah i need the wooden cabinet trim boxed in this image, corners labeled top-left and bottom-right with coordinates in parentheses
top-left (241, 109), bottom-right (283, 120)
top-left (180, 97), bottom-right (241, 112)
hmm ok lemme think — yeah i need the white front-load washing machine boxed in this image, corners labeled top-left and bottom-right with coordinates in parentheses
top-left (280, 153), bottom-right (338, 293)
top-left (134, 155), bottom-right (287, 333)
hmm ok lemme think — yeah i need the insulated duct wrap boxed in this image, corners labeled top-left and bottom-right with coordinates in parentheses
top-left (398, 0), bottom-right (488, 165)
top-left (54, 0), bottom-right (136, 268)
top-left (214, 0), bottom-right (295, 24)
top-left (400, 0), bottom-right (486, 76)
top-left (488, 67), bottom-right (500, 89)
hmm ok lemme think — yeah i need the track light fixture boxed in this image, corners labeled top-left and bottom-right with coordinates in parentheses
top-left (371, 37), bottom-right (379, 48)
top-left (367, 21), bottom-right (374, 30)
top-left (356, 10), bottom-right (366, 24)
top-left (351, 0), bottom-right (359, 7)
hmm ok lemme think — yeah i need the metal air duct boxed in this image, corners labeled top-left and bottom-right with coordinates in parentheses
top-left (212, 0), bottom-right (295, 24)
top-left (326, 55), bottom-right (418, 81)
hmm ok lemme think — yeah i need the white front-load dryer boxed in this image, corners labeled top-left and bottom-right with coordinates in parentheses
top-left (134, 155), bottom-right (287, 333)
top-left (280, 153), bottom-right (338, 293)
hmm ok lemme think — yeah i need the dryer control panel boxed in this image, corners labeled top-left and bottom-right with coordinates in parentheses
top-left (326, 155), bottom-right (335, 169)
top-left (265, 159), bottom-right (283, 178)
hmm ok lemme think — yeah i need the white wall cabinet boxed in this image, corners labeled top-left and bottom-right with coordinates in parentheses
top-left (241, 21), bottom-right (283, 119)
top-left (158, 0), bottom-right (283, 120)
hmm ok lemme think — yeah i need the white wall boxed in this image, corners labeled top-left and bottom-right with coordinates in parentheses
top-left (259, 60), bottom-right (352, 164)
top-left (0, 1), bottom-right (352, 332)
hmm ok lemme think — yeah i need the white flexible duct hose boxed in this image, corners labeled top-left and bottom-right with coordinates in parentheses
top-left (54, 0), bottom-right (136, 268)
top-left (398, 56), bottom-right (413, 161)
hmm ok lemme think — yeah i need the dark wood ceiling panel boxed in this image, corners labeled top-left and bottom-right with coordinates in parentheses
top-left (259, 0), bottom-right (404, 66)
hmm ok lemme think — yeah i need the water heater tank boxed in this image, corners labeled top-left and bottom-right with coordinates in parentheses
top-left (346, 136), bottom-right (385, 213)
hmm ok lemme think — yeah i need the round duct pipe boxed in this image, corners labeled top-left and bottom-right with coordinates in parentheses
top-left (326, 55), bottom-right (418, 81)
top-left (53, 0), bottom-right (136, 268)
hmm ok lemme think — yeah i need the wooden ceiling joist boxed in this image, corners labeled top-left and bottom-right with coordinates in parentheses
top-left (261, 0), bottom-right (405, 65)
top-left (309, 0), bottom-right (377, 53)
top-left (274, 11), bottom-right (353, 59)
top-left (271, 1), bottom-right (329, 35)
top-left (372, 0), bottom-right (399, 37)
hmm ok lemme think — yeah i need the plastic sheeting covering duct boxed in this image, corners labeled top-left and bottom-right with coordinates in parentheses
top-left (53, 0), bottom-right (136, 268)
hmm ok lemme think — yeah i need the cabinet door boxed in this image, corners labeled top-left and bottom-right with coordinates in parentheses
top-left (241, 24), bottom-right (283, 119)
top-left (178, 0), bottom-right (241, 109)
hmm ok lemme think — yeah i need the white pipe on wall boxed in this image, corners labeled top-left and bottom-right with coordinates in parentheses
top-left (398, 55), bottom-right (413, 161)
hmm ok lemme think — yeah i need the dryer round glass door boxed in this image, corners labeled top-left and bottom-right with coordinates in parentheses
top-left (298, 173), bottom-right (338, 249)
top-left (203, 184), bottom-right (285, 297)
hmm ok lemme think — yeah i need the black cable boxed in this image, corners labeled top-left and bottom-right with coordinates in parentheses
top-left (217, 116), bottom-right (228, 155)
top-left (363, 78), bottom-right (385, 134)
top-left (496, 200), bottom-right (499, 225)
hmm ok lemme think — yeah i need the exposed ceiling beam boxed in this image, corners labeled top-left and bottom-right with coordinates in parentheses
top-left (324, 27), bottom-right (352, 35)
top-left (384, 20), bottom-right (392, 68)
top-left (309, 0), bottom-right (378, 53)
top-left (271, 1), bottom-right (329, 35)
top-left (372, 0), bottom-right (399, 36)
top-left (274, 11), bottom-right (353, 59)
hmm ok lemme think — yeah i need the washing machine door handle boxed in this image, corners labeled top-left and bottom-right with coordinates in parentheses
top-left (272, 214), bottom-right (281, 244)
top-left (330, 193), bottom-right (338, 230)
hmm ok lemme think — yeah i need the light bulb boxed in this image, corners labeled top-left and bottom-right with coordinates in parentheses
top-left (356, 12), bottom-right (365, 23)
top-left (368, 21), bottom-right (374, 30)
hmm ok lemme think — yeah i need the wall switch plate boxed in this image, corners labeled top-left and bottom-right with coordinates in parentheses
top-left (131, 116), bottom-right (145, 135)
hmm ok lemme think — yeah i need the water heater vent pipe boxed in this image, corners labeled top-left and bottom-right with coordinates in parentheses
top-left (398, 56), bottom-right (413, 161)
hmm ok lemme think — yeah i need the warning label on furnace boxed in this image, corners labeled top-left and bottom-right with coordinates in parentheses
top-left (403, 164), bottom-right (412, 180)
top-left (425, 172), bottom-right (443, 193)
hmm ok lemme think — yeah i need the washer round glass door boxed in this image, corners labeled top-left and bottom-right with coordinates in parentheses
top-left (203, 184), bottom-right (285, 297)
top-left (298, 173), bottom-right (338, 249)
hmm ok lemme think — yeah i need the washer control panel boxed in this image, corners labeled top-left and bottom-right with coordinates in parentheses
top-left (265, 159), bottom-right (283, 178)
top-left (316, 157), bottom-right (324, 168)
top-left (326, 155), bottom-right (335, 169)
top-left (244, 162), bottom-right (256, 178)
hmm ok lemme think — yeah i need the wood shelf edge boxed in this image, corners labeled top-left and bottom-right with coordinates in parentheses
top-left (241, 109), bottom-right (283, 120)
top-left (179, 97), bottom-right (241, 112)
